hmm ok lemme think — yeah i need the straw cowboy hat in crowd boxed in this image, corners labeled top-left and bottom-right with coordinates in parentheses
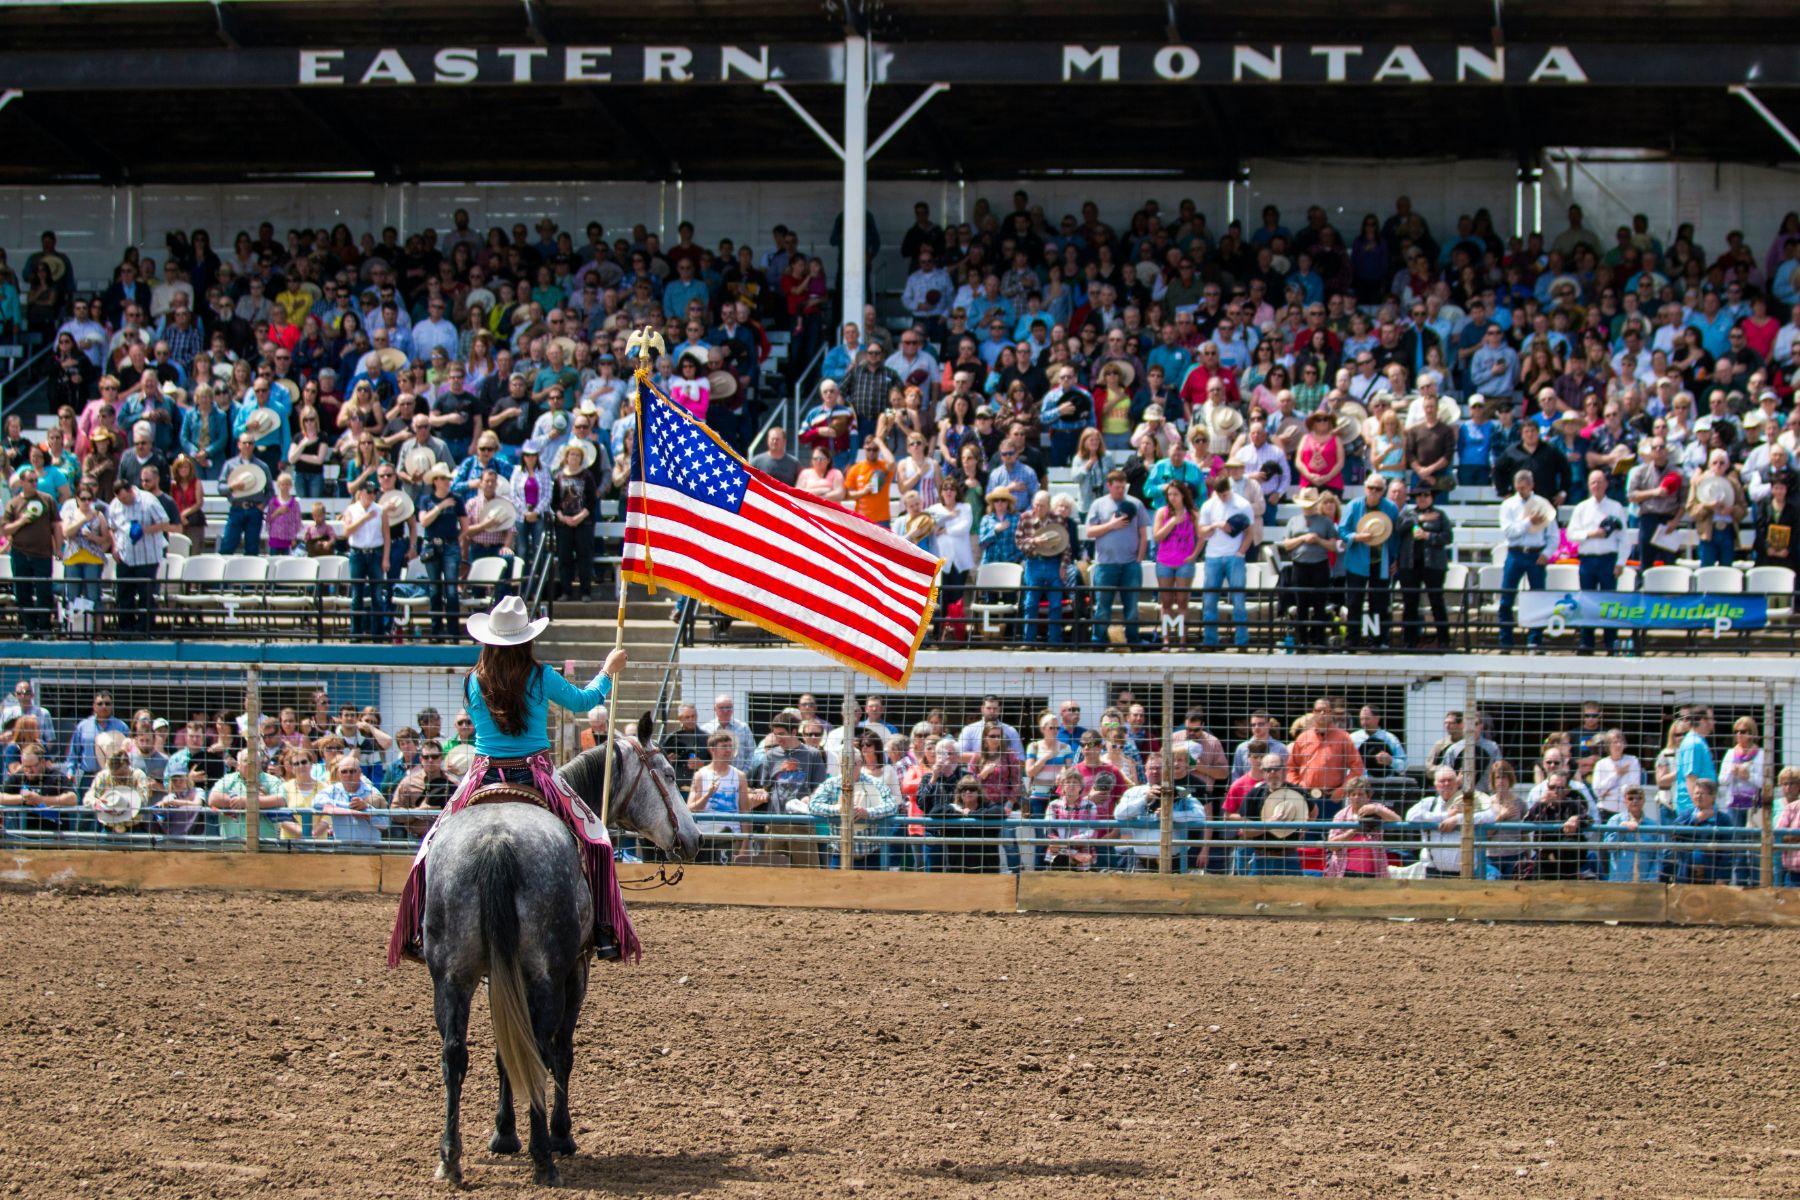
top-left (467, 595), bottom-right (549, 646)
top-left (708, 370), bottom-right (740, 401)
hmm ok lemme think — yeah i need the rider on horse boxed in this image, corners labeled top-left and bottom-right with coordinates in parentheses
top-left (388, 594), bottom-right (634, 966)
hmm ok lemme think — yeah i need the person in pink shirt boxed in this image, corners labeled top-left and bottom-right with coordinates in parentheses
top-left (668, 352), bottom-right (711, 421)
top-left (265, 472), bottom-right (302, 554)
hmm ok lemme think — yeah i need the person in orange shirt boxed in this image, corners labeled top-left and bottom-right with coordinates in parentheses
top-left (1287, 696), bottom-right (1365, 809)
top-left (842, 431), bottom-right (896, 523)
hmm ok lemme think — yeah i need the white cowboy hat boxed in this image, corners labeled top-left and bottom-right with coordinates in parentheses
top-left (563, 439), bottom-right (599, 474)
top-left (378, 488), bottom-right (415, 526)
top-left (225, 461), bottom-right (270, 498)
top-left (474, 495), bottom-right (518, 532)
top-left (467, 595), bottom-right (549, 646)
top-left (240, 407), bottom-right (282, 440)
top-left (403, 446), bottom-right (439, 477)
top-left (442, 743), bottom-right (475, 780)
top-left (91, 785), bottom-right (144, 829)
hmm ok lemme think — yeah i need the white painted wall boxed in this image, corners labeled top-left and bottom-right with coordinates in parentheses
top-left (3, 158), bottom-right (1793, 297)
top-left (1545, 158), bottom-right (1800, 261)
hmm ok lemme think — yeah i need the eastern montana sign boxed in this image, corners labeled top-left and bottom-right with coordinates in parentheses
top-left (0, 43), bottom-right (1795, 90)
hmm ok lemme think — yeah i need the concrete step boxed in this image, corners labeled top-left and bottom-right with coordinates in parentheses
top-left (550, 600), bottom-right (674, 622)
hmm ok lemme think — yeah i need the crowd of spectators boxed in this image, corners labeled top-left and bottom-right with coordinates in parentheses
top-left (0, 214), bottom-right (800, 635)
top-left (0, 678), bottom-right (583, 843)
top-left (5, 194), bottom-right (1800, 649)
top-left (0, 675), bottom-right (1789, 884)
top-left (664, 689), bottom-right (1789, 884)
top-left (787, 195), bottom-right (1800, 650)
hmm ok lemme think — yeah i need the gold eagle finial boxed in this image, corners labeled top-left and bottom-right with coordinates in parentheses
top-left (626, 326), bottom-right (666, 378)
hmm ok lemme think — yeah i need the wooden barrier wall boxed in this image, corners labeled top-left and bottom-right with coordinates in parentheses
top-left (4, 850), bottom-right (1800, 928)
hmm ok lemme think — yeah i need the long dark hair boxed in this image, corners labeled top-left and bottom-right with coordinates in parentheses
top-left (475, 642), bottom-right (540, 737)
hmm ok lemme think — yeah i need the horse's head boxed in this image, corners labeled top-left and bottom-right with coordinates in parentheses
top-left (602, 713), bottom-right (700, 862)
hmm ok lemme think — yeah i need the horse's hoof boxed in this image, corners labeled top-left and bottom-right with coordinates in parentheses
top-left (550, 1134), bottom-right (577, 1157)
top-left (434, 1161), bottom-right (463, 1188)
top-left (533, 1165), bottom-right (562, 1187)
top-left (489, 1131), bottom-right (521, 1155)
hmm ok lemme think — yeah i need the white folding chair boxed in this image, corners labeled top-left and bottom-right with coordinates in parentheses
top-left (967, 561), bottom-right (1023, 636)
top-left (1693, 565), bottom-right (1745, 595)
top-left (1640, 565), bottom-right (1694, 595)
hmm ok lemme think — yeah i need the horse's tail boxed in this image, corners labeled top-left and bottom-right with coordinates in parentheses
top-left (477, 837), bottom-right (549, 1115)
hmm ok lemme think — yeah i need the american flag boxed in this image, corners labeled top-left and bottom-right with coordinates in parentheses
top-left (622, 379), bottom-right (942, 688)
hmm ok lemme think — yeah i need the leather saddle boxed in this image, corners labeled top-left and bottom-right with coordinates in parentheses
top-left (466, 781), bottom-right (550, 811)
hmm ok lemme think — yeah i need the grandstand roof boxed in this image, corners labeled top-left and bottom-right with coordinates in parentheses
top-left (2, 0), bottom-right (1798, 183)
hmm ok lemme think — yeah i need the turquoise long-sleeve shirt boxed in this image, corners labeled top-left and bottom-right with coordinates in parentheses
top-left (464, 663), bottom-right (613, 758)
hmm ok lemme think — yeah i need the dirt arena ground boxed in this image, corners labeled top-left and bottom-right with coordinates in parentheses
top-left (0, 889), bottom-right (1796, 1199)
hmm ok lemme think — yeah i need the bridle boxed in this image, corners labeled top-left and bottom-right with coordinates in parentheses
top-left (609, 736), bottom-right (687, 890)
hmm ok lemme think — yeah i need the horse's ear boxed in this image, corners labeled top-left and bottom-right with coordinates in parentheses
top-left (635, 712), bottom-right (655, 746)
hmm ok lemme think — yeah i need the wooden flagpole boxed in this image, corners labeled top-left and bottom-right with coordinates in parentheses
top-left (839, 674), bottom-right (858, 870)
top-left (598, 330), bottom-right (662, 830)
top-left (596, 578), bottom-right (628, 830)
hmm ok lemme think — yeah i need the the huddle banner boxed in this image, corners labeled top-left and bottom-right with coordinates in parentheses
top-left (1519, 592), bottom-right (1768, 632)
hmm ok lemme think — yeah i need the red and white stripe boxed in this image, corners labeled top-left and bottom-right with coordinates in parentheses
top-left (623, 474), bottom-right (941, 687)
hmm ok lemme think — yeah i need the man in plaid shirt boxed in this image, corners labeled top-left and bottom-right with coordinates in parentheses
top-left (838, 342), bottom-right (901, 430)
top-left (978, 490), bottom-right (1021, 565)
top-left (159, 304), bottom-right (205, 374)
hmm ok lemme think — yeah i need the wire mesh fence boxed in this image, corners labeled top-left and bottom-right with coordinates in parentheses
top-left (2, 651), bottom-right (1795, 889)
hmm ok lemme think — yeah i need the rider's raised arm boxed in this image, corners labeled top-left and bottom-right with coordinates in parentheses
top-left (541, 664), bottom-right (613, 717)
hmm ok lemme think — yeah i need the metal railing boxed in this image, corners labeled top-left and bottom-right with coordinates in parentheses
top-left (747, 344), bottom-right (826, 459)
top-left (0, 339), bottom-right (56, 421)
top-left (695, 579), bottom-right (1800, 657)
top-left (3, 806), bottom-right (1791, 890)
top-left (649, 600), bottom-right (695, 736)
top-left (521, 517), bottom-right (555, 618)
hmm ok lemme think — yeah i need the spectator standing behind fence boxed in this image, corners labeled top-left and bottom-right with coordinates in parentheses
top-left (1523, 770), bottom-right (1591, 880)
top-left (1114, 753), bottom-right (1203, 873)
top-left (314, 753), bottom-right (389, 844)
top-left (1674, 778), bottom-right (1734, 885)
top-left (1288, 698), bottom-right (1364, 811)
top-left (1327, 775), bottom-right (1400, 878)
top-left (688, 731), bottom-right (750, 862)
top-left (1338, 475), bottom-right (1397, 649)
top-left (208, 748), bottom-right (285, 842)
top-left (1407, 766), bottom-right (1495, 878)
top-left (804, 764), bottom-right (896, 870)
top-left (1672, 707), bottom-right (1717, 820)
top-left (1604, 786), bottom-right (1666, 883)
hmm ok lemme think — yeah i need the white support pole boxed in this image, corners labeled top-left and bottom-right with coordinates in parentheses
top-left (841, 34), bottom-right (869, 337)
top-left (1730, 85), bottom-right (1800, 158)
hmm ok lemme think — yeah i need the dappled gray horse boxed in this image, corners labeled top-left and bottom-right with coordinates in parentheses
top-left (424, 715), bottom-right (699, 1187)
